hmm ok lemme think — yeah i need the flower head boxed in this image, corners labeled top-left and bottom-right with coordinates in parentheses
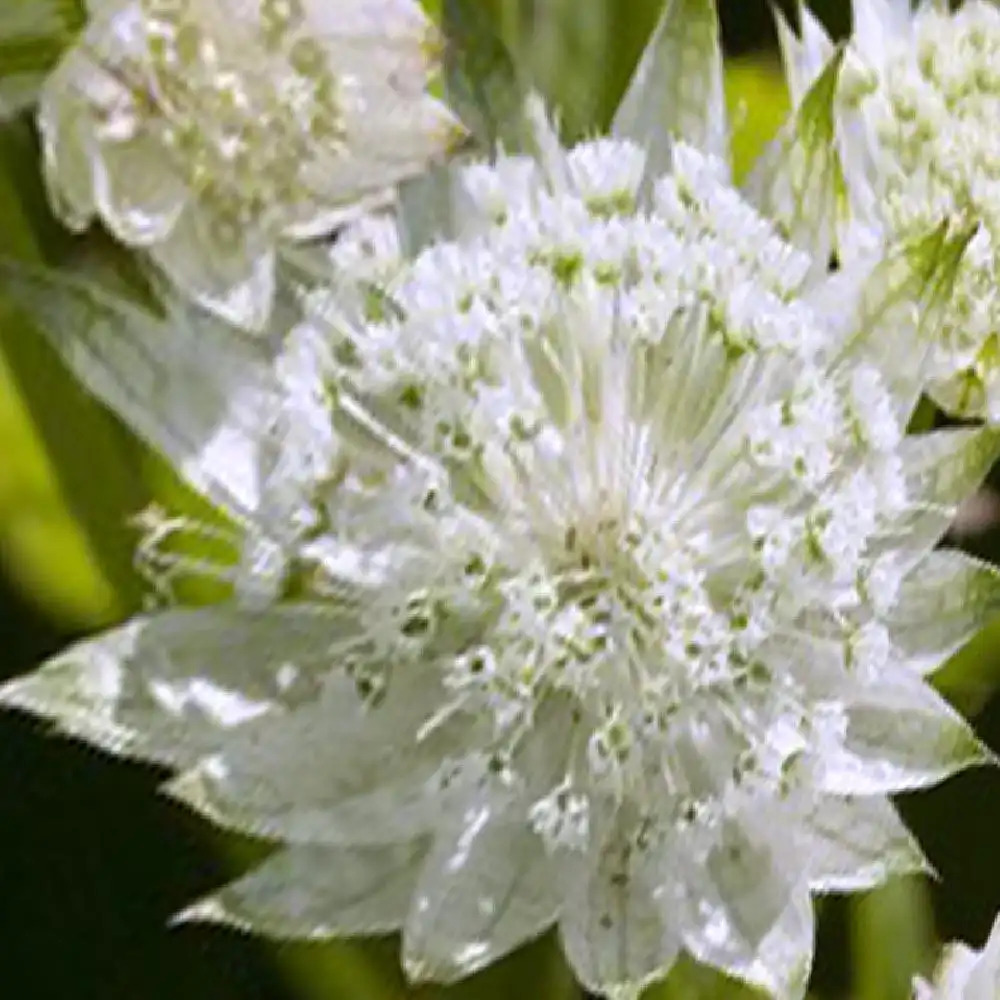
top-left (38, 0), bottom-right (464, 330)
top-left (4, 3), bottom-right (1000, 999)
top-left (782, 0), bottom-right (1000, 420)
top-left (915, 912), bottom-right (1000, 1000)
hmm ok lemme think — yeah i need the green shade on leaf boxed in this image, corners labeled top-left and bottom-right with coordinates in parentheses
top-left (441, 0), bottom-right (527, 152)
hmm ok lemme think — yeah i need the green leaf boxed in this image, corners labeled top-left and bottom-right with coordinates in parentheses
top-left (0, 0), bottom-right (84, 117)
top-left (851, 877), bottom-right (935, 1000)
top-left (725, 56), bottom-right (790, 185)
top-left (441, 0), bottom-right (527, 152)
top-left (0, 115), bottom-right (147, 623)
top-left (744, 47), bottom-right (846, 277)
top-left (612, 0), bottom-right (728, 184)
top-left (643, 952), bottom-right (767, 999)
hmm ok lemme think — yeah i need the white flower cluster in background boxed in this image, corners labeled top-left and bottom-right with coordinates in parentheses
top-left (38, 0), bottom-right (464, 330)
top-left (782, 0), bottom-right (1000, 420)
top-left (4, 2), bottom-right (1000, 1000)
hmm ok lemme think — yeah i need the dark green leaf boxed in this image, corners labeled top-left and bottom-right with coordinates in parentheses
top-left (441, 0), bottom-right (527, 153)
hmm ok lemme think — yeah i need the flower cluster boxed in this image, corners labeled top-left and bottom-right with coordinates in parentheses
top-left (784, 0), bottom-right (1000, 420)
top-left (4, 2), bottom-right (1000, 999)
top-left (38, 0), bottom-right (463, 329)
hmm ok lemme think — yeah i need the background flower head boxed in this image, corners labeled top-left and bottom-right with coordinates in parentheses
top-left (782, 0), bottom-right (1000, 421)
top-left (37, 0), bottom-right (464, 330)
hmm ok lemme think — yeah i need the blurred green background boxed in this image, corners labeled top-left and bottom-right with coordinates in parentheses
top-left (3, 1), bottom-right (1000, 998)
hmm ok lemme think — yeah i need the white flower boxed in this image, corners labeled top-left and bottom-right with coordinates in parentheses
top-left (915, 913), bottom-right (1000, 1000)
top-left (37, 0), bottom-right (464, 331)
top-left (781, 0), bottom-right (1000, 420)
top-left (3, 3), bottom-right (1000, 999)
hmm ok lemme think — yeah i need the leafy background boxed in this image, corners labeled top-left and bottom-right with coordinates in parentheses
top-left (2, 1), bottom-right (1000, 998)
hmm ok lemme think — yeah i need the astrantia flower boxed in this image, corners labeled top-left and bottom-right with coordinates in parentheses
top-left (38, 0), bottom-right (464, 330)
top-left (914, 913), bottom-right (1000, 1000)
top-left (780, 0), bottom-right (1000, 420)
top-left (4, 3), bottom-right (1000, 999)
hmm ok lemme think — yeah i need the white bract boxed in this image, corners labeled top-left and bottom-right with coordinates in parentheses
top-left (780, 0), bottom-right (1000, 420)
top-left (915, 913), bottom-right (1000, 1000)
top-left (3, 2), bottom-right (1000, 999)
top-left (37, 0), bottom-right (464, 331)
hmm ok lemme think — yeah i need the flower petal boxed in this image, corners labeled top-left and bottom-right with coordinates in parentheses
top-left (402, 799), bottom-right (561, 983)
top-left (850, 0), bottom-right (913, 65)
top-left (558, 812), bottom-right (682, 996)
top-left (612, 0), bottom-right (727, 183)
top-left (0, 604), bottom-right (349, 767)
top-left (801, 794), bottom-right (928, 893)
top-left (744, 47), bottom-right (846, 279)
top-left (680, 818), bottom-right (814, 999)
top-left (0, 260), bottom-right (281, 520)
top-left (774, 3), bottom-right (835, 108)
top-left (150, 205), bottom-right (276, 333)
top-left (177, 840), bottom-right (428, 939)
top-left (820, 673), bottom-right (992, 795)
top-left (826, 223), bottom-right (975, 423)
top-left (89, 132), bottom-right (188, 245)
top-left (164, 668), bottom-right (473, 845)
top-left (889, 550), bottom-right (1000, 676)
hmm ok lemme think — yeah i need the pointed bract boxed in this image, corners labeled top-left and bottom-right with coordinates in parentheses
top-left (889, 551), bottom-right (1000, 676)
top-left (5, 24), bottom-right (1000, 999)
top-left (774, 3), bottom-right (835, 108)
top-left (0, 606), bottom-right (351, 767)
top-left (177, 840), bottom-right (427, 939)
top-left (745, 47), bottom-right (847, 278)
top-left (802, 795), bottom-right (929, 893)
top-left (915, 911), bottom-right (1000, 1000)
top-left (0, 260), bottom-right (277, 520)
top-left (612, 0), bottom-right (727, 184)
